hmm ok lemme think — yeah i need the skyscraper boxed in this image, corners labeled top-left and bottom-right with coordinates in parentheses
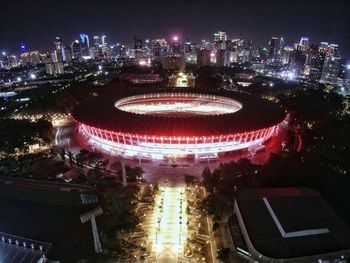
top-left (299, 37), bottom-right (310, 51)
top-left (80, 33), bottom-right (90, 57)
top-left (152, 39), bottom-right (168, 58)
top-left (282, 46), bottom-right (293, 65)
top-left (53, 37), bottom-right (65, 62)
top-left (268, 37), bottom-right (283, 63)
top-left (71, 40), bottom-right (82, 59)
top-left (196, 48), bottom-right (210, 67)
top-left (214, 31), bottom-right (227, 50)
top-left (170, 36), bottom-right (182, 55)
top-left (320, 55), bottom-right (341, 84)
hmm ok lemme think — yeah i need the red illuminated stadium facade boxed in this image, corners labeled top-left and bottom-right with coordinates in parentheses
top-left (72, 90), bottom-right (285, 161)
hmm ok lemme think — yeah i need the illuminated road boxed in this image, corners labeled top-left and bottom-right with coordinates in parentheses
top-left (169, 72), bottom-right (195, 87)
top-left (150, 186), bottom-right (188, 262)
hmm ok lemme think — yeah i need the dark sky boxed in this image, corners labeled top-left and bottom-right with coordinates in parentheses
top-left (1, 0), bottom-right (350, 57)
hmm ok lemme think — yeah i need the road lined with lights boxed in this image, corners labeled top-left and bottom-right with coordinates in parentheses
top-left (149, 186), bottom-right (188, 262)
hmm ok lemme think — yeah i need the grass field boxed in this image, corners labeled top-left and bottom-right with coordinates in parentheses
top-left (0, 183), bottom-right (82, 207)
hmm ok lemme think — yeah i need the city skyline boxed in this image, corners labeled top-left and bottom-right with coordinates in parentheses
top-left (1, 0), bottom-right (350, 57)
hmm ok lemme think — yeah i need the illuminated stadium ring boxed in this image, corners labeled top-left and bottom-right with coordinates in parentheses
top-left (72, 90), bottom-right (285, 160)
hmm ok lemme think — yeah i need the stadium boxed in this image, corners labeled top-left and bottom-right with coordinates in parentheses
top-left (72, 89), bottom-right (285, 161)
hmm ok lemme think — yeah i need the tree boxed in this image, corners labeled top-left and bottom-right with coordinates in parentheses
top-left (217, 248), bottom-right (230, 263)
top-left (67, 150), bottom-right (74, 167)
top-left (86, 168), bottom-right (102, 185)
top-left (184, 174), bottom-right (195, 186)
top-left (202, 167), bottom-right (213, 192)
top-left (60, 148), bottom-right (66, 161)
top-left (213, 222), bottom-right (220, 232)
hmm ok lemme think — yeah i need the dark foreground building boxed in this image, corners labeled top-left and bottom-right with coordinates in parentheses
top-left (230, 188), bottom-right (350, 262)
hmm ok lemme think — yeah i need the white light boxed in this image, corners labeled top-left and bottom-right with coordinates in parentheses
top-left (150, 187), bottom-right (188, 259)
top-left (17, 77), bottom-right (22, 82)
top-left (1, 51), bottom-right (6, 56)
top-left (30, 73), bottom-right (36, 79)
top-left (98, 65), bottom-right (102, 70)
top-left (347, 65), bottom-right (350, 70)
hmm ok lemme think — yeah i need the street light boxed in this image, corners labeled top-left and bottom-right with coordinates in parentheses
top-left (67, 138), bottom-right (71, 150)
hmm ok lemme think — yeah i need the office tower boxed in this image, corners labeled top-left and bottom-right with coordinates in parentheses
top-left (101, 35), bottom-right (106, 47)
top-left (53, 37), bottom-right (66, 62)
top-left (64, 46), bottom-right (72, 62)
top-left (152, 39), bottom-right (168, 58)
top-left (268, 37), bottom-right (283, 62)
top-left (94, 36), bottom-right (100, 48)
top-left (9, 55), bottom-right (18, 68)
top-left (268, 37), bottom-right (278, 58)
top-left (320, 55), bottom-right (341, 84)
top-left (282, 46), bottom-right (293, 65)
top-left (291, 44), bottom-right (307, 75)
top-left (214, 31), bottom-right (227, 50)
top-left (134, 37), bottom-right (142, 50)
top-left (216, 50), bottom-right (231, 67)
top-left (299, 37), bottom-right (310, 51)
top-left (134, 36), bottom-right (143, 57)
top-left (196, 49), bottom-right (211, 67)
top-left (143, 39), bottom-right (151, 56)
top-left (20, 51), bottom-right (41, 66)
top-left (54, 36), bottom-right (62, 50)
top-left (80, 33), bottom-right (90, 57)
top-left (214, 31), bottom-right (227, 42)
top-left (71, 40), bottom-right (82, 59)
top-left (171, 36), bottom-right (182, 55)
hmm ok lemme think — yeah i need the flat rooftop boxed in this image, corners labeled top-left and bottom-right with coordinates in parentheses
top-left (236, 188), bottom-right (350, 259)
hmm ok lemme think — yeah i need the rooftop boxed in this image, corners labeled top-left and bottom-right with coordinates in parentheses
top-left (72, 88), bottom-right (285, 137)
top-left (236, 188), bottom-right (350, 259)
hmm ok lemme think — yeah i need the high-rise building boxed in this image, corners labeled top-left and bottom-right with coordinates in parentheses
top-left (291, 44), bottom-right (307, 75)
top-left (152, 39), bottom-right (168, 58)
top-left (20, 51), bottom-right (41, 66)
top-left (214, 31), bottom-right (227, 42)
top-left (214, 31), bottom-right (227, 50)
top-left (268, 37), bottom-right (283, 63)
top-left (54, 36), bottom-right (63, 50)
top-left (64, 46), bottom-right (72, 62)
top-left (52, 37), bottom-right (66, 63)
top-left (71, 40), bottom-right (82, 59)
top-left (282, 46), bottom-right (293, 65)
top-left (170, 36), bottom-right (182, 55)
top-left (196, 49), bottom-right (211, 67)
top-left (80, 33), bottom-right (90, 57)
top-left (9, 55), bottom-right (18, 68)
top-left (320, 55), bottom-right (341, 84)
top-left (94, 36), bottom-right (100, 48)
top-left (134, 36), bottom-right (143, 57)
top-left (216, 50), bottom-right (231, 67)
top-left (299, 37), bottom-right (310, 51)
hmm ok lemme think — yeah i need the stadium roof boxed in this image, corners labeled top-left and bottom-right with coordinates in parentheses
top-left (236, 188), bottom-right (350, 259)
top-left (72, 89), bottom-right (285, 137)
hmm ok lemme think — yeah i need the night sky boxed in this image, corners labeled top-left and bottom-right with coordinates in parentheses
top-left (1, 0), bottom-right (350, 57)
